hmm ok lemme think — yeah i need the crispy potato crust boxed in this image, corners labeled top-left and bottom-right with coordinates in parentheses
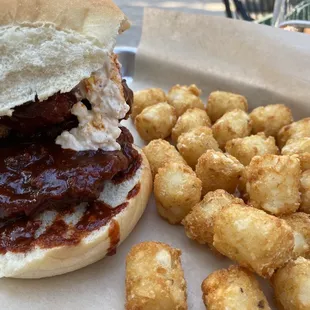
top-left (132, 88), bottom-right (166, 119)
top-left (154, 162), bottom-right (202, 224)
top-left (250, 104), bottom-right (293, 137)
top-left (212, 109), bottom-right (252, 149)
top-left (277, 117), bottom-right (310, 149)
top-left (207, 91), bottom-right (248, 123)
top-left (171, 108), bottom-right (211, 143)
top-left (300, 170), bottom-right (310, 213)
top-left (225, 133), bottom-right (279, 166)
top-left (143, 139), bottom-right (186, 178)
top-left (177, 126), bottom-right (220, 168)
top-left (126, 241), bottom-right (187, 310)
top-left (182, 190), bottom-right (244, 247)
top-left (135, 102), bottom-right (177, 141)
top-left (282, 137), bottom-right (310, 171)
top-left (213, 203), bottom-right (294, 278)
top-left (167, 84), bottom-right (204, 117)
top-left (272, 257), bottom-right (310, 310)
top-left (195, 150), bottom-right (244, 196)
top-left (201, 265), bottom-right (271, 310)
top-left (280, 212), bottom-right (310, 259)
top-left (245, 155), bottom-right (301, 215)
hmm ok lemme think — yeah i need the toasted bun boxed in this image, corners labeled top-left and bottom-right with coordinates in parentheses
top-left (0, 0), bottom-right (130, 45)
top-left (0, 0), bottom-right (129, 115)
top-left (0, 148), bottom-right (152, 279)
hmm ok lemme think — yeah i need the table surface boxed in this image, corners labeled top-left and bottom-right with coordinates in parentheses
top-left (114, 0), bottom-right (225, 47)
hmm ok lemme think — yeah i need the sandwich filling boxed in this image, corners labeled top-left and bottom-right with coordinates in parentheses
top-left (56, 57), bottom-right (129, 151)
top-left (0, 44), bottom-right (141, 253)
top-left (0, 58), bottom-right (137, 216)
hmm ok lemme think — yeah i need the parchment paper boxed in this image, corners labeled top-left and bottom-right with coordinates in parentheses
top-left (135, 9), bottom-right (310, 119)
top-left (1, 8), bottom-right (310, 310)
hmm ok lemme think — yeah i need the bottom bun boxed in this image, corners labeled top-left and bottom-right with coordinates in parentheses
top-left (0, 147), bottom-right (152, 279)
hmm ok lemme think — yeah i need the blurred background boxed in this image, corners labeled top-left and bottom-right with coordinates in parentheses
top-left (115, 0), bottom-right (310, 47)
top-left (115, 0), bottom-right (226, 46)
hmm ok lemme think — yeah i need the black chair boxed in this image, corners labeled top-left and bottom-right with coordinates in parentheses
top-left (223, 0), bottom-right (275, 21)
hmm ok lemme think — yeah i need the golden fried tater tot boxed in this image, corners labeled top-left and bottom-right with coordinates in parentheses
top-left (143, 139), bottom-right (186, 178)
top-left (177, 126), bottom-right (220, 168)
top-left (245, 155), bottom-right (301, 215)
top-left (201, 265), bottom-right (271, 310)
top-left (272, 257), bottom-right (310, 310)
top-left (126, 241), bottom-right (187, 310)
top-left (135, 102), bottom-right (177, 141)
top-left (300, 170), bottom-right (310, 214)
top-left (282, 137), bottom-right (310, 171)
top-left (281, 212), bottom-right (310, 259)
top-left (225, 133), bottom-right (279, 166)
top-left (238, 168), bottom-right (249, 202)
top-left (167, 84), bottom-right (204, 117)
top-left (154, 162), bottom-right (202, 224)
top-left (182, 190), bottom-right (244, 247)
top-left (207, 91), bottom-right (248, 123)
top-left (213, 203), bottom-right (294, 278)
top-left (195, 150), bottom-right (244, 196)
top-left (132, 88), bottom-right (166, 119)
top-left (250, 104), bottom-right (293, 137)
top-left (277, 117), bottom-right (310, 149)
top-left (212, 109), bottom-right (252, 149)
top-left (171, 108), bottom-right (211, 143)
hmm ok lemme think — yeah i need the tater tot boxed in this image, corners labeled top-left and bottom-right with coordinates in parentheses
top-left (177, 126), bottom-right (220, 168)
top-left (282, 137), bottom-right (310, 171)
top-left (201, 266), bottom-right (271, 310)
top-left (182, 190), bottom-right (244, 247)
top-left (207, 91), bottom-right (248, 123)
top-left (171, 108), bottom-right (211, 143)
top-left (300, 170), bottom-right (310, 213)
top-left (132, 88), bottom-right (166, 119)
top-left (195, 150), bottom-right (244, 196)
top-left (126, 241), bottom-right (187, 310)
top-left (238, 168), bottom-right (249, 201)
top-left (154, 162), bottom-right (202, 224)
top-left (250, 104), bottom-right (293, 137)
top-left (212, 109), bottom-right (252, 149)
top-left (143, 139), bottom-right (186, 178)
top-left (167, 84), bottom-right (205, 117)
top-left (135, 102), bottom-right (177, 141)
top-left (225, 133), bottom-right (279, 166)
top-left (272, 257), bottom-right (310, 310)
top-left (213, 203), bottom-right (294, 278)
top-left (281, 212), bottom-right (310, 259)
top-left (245, 155), bottom-right (301, 215)
top-left (277, 117), bottom-right (310, 149)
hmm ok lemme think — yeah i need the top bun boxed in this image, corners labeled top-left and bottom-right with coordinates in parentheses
top-left (0, 0), bottom-right (130, 114)
top-left (0, 0), bottom-right (130, 48)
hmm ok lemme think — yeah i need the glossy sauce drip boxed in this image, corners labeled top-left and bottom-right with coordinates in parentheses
top-left (107, 219), bottom-right (120, 256)
top-left (0, 143), bottom-right (130, 220)
top-left (127, 183), bottom-right (141, 200)
top-left (122, 79), bottom-right (134, 120)
top-left (0, 219), bottom-right (41, 254)
top-left (0, 126), bottom-right (139, 221)
top-left (0, 79), bottom-right (139, 255)
top-left (0, 92), bottom-right (77, 135)
top-left (0, 201), bottom-right (128, 254)
top-left (113, 150), bottom-right (142, 184)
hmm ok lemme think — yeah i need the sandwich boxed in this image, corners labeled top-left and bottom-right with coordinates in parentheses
top-left (0, 0), bottom-right (152, 278)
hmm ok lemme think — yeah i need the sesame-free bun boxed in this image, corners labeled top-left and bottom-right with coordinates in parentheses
top-left (0, 149), bottom-right (152, 279)
top-left (0, 0), bottom-right (130, 46)
top-left (0, 0), bottom-right (129, 115)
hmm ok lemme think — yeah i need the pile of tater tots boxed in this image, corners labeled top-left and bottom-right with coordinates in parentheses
top-left (125, 85), bottom-right (310, 310)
